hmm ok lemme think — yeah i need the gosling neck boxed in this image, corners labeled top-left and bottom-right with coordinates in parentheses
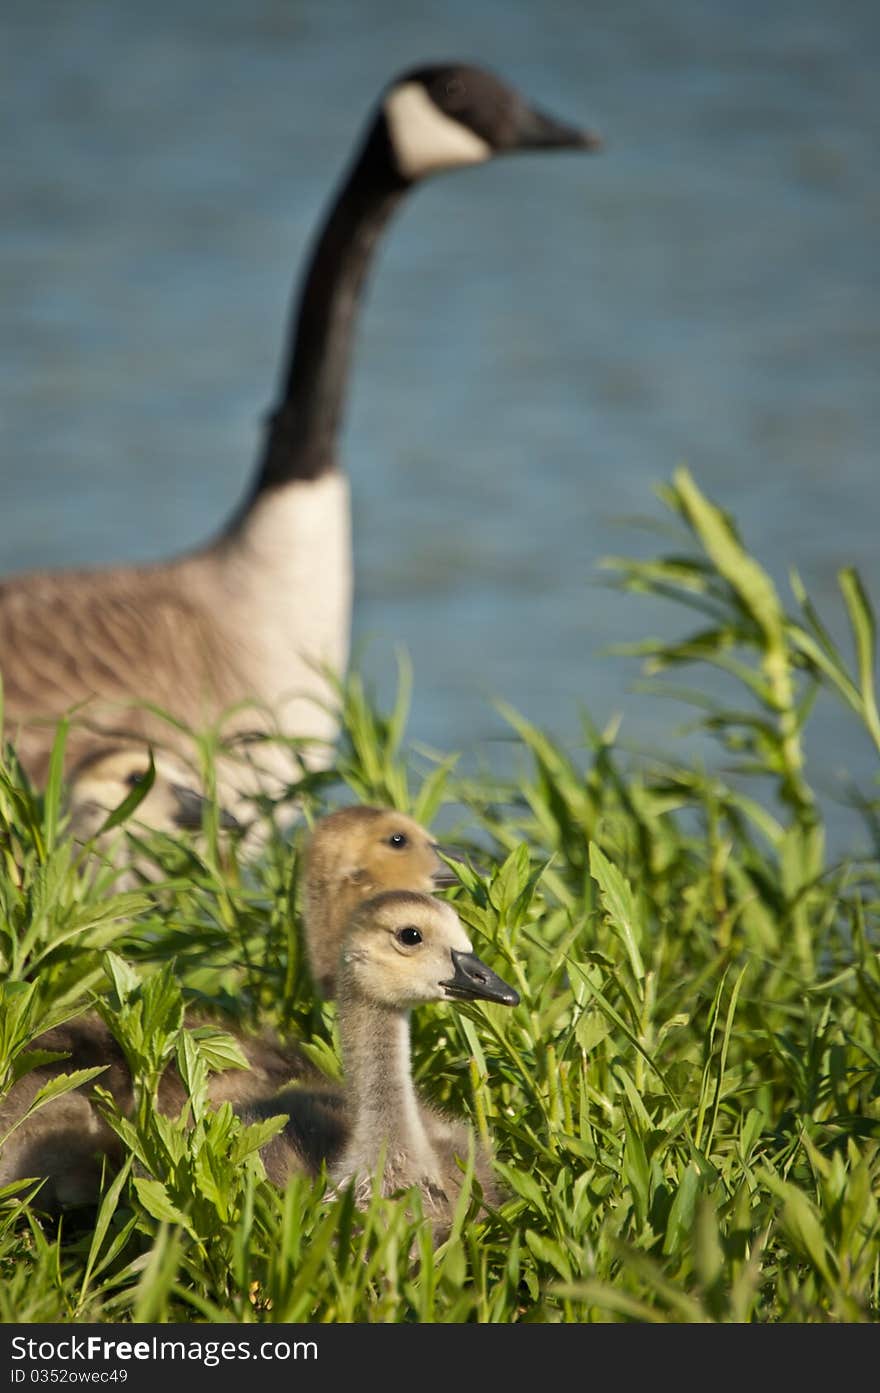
top-left (339, 994), bottom-right (434, 1169)
top-left (252, 119), bottom-right (408, 495)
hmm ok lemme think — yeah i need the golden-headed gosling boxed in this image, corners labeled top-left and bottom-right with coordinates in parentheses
top-left (302, 803), bottom-right (466, 997)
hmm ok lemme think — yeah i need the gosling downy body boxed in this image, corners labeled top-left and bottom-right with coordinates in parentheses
top-left (302, 804), bottom-right (465, 997)
top-left (0, 803), bottom-right (470, 1209)
top-left (0, 64), bottom-right (598, 818)
top-left (245, 891), bottom-right (519, 1232)
top-left (0, 1014), bottom-right (306, 1211)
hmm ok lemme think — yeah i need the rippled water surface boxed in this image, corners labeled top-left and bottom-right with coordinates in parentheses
top-left (2, 0), bottom-right (878, 846)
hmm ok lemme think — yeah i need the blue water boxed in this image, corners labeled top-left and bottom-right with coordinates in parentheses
top-left (2, 0), bottom-right (878, 850)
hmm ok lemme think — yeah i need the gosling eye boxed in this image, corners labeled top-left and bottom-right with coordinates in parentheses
top-left (388, 831), bottom-right (409, 850)
top-left (395, 926), bottom-right (422, 947)
top-left (126, 772), bottom-right (146, 788)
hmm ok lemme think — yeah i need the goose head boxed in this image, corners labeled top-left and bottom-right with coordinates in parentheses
top-left (306, 804), bottom-right (464, 896)
top-left (302, 802), bottom-right (473, 997)
top-left (303, 804), bottom-right (471, 996)
top-left (67, 745), bottom-right (241, 842)
top-left (338, 889), bottom-right (519, 1011)
top-left (380, 63), bottom-right (601, 183)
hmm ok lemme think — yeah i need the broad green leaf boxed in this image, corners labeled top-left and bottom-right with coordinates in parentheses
top-left (524, 1229), bottom-right (572, 1280)
top-left (0, 1068), bottom-right (108, 1145)
top-left (839, 566), bottom-right (880, 752)
top-left (589, 843), bottom-right (645, 981)
top-left (663, 1161), bottom-right (701, 1255)
top-left (132, 1178), bottom-right (195, 1236)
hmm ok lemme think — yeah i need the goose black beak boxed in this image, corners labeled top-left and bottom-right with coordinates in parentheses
top-left (170, 784), bottom-right (241, 834)
top-left (512, 102), bottom-right (602, 153)
top-left (440, 949), bottom-right (520, 1007)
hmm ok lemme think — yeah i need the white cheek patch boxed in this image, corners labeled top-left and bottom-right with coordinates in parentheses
top-left (384, 82), bottom-right (492, 179)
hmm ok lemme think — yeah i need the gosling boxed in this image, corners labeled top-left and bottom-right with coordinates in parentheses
top-left (245, 890), bottom-right (518, 1232)
top-left (0, 805), bottom-right (470, 1209)
top-left (66, 745), bottom-right (240, 839)
top-left (302, 804), bottom-right (466, 998)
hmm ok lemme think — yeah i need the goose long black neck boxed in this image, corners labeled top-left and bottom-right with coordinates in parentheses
top-left (254, 119), bottom-right (407, 494)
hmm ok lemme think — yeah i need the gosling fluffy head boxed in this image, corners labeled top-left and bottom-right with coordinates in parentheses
top-left (66, 745), bottom-right (240, 842)
top-left (337, 889), bottom-right (519, 1011)
top-left (303, 805), bottom-right (466, 997)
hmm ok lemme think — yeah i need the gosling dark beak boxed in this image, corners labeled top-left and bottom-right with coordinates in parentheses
top-left (440, 949), bottom-right (519, 1007)
top-left (170, 784), bottom-right (241, 834)
top-left (431, 844), bottom-right (490, 888)
top-left (431, 843), bottom-right (467, 888)
top-left (512, 101), bottom-right (602, 153)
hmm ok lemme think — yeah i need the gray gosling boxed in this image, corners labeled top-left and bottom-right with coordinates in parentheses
top-left (0, 64), bottom-right (598, 823)
top-left (302, 805), bottom-right (465, 998)
top-left (244, 890), bottom-right (518, 1233)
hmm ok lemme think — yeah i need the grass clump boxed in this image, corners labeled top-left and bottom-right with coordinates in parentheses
top-left (0, 469), bottom-right (878, 1323)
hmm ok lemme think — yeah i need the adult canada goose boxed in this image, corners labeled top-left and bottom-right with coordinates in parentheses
top-left (244, 890), bottom-right (518, 1231)
top-left (302, 803), bottom-right (467, 997)
top-left (0, 803), bottom-right (471, 1208)
top-left (0, 64), bottom-right (599, 819)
